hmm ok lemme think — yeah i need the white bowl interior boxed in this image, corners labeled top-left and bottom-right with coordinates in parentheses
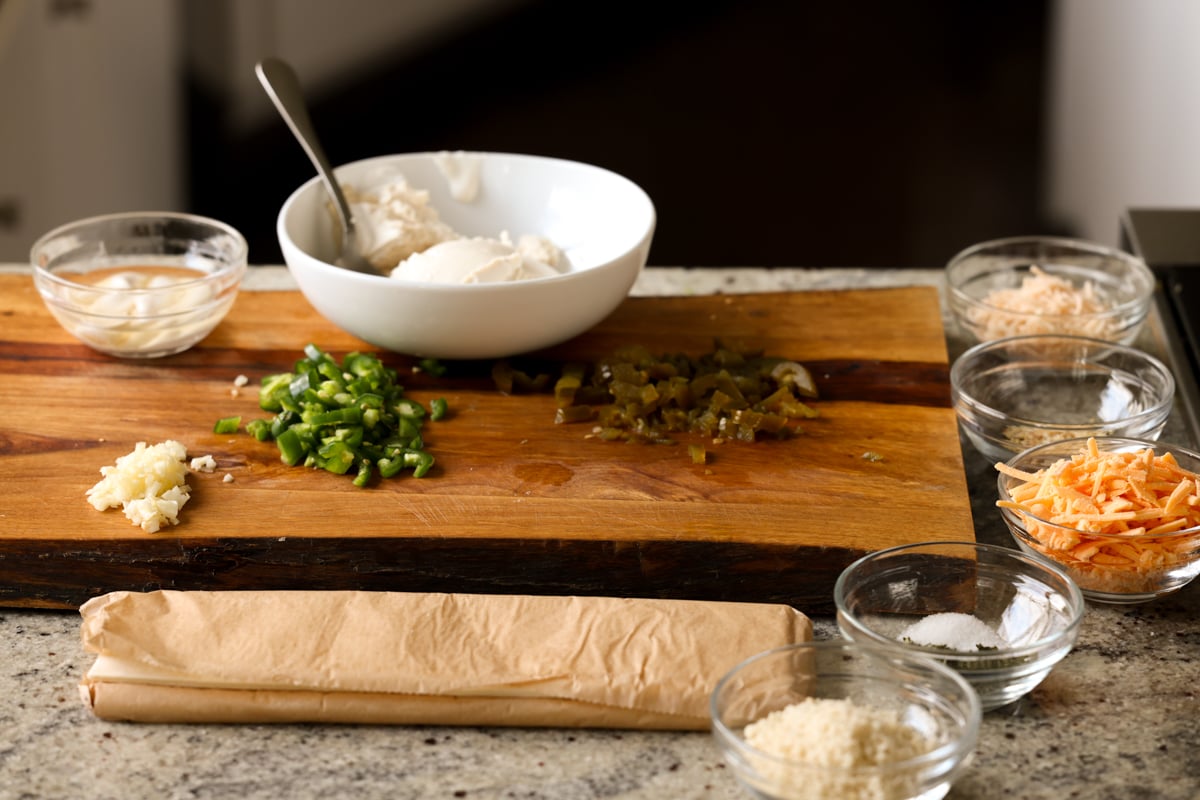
top-left (283, 152), bottom-right (653, 278)
top-left (278, 153), bottom-right (655, 359)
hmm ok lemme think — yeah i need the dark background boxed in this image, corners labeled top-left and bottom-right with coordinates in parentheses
top-left (187, 0), bottom-right (1062, 269)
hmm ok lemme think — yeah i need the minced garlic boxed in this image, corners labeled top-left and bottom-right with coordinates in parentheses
top-left (188, 454), bottom-right (217, 472)
top-left (87, 440), bottom-right (192, 533)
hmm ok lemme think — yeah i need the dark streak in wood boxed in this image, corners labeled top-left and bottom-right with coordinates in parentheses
top-left (0, 537), bottom-right (860, 612)
top-left (0, 345), bottom-right (949, 408)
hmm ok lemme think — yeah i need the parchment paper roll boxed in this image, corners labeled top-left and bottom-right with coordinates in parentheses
top-left (79, 590), bottom-right (811, 729)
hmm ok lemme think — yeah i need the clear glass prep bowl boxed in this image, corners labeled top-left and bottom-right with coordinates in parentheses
top-left (834, 541), bottom-right (1084, 711)
top-left (710, 640), bottom-right (981, 800)
top-left (31, 211), bottom-right (248, 358)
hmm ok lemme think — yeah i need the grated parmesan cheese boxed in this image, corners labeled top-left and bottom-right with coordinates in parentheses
top-left (87, 441), bottom-right (192, 533)
top-left (1002, 424), bottom-right (1091, 451)
top-left (743, 697), bottom-right (933, 799)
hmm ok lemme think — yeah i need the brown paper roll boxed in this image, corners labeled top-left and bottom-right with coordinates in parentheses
top-left (79, 590), bottom-right (811, 729)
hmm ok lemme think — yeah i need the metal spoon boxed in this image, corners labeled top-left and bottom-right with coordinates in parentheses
top-left (255, 57), bottom-right (381, 276)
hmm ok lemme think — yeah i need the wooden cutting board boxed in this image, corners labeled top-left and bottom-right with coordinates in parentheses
top-left (0, 273), bottom-right (974, 610)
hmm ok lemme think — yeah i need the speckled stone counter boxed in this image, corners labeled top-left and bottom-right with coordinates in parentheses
top-left (3, 266), bottom-right (1199, 800)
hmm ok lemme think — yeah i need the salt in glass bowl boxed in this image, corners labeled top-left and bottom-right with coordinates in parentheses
top-left (834, 541), bottom-right (1084, 712)
top-left (31, 212), bottom-right (248, 358)
top-left (710, 640), bottom-right (980, 800)
top-left (945, 235), bottom-right (1155, 346)
top-left (950, 334), bottom-right (1174, 462)
top-left (997, 436), bottom-right (1200, 604)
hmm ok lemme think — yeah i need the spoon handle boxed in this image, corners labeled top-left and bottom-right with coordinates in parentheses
top-left (255, 57), bottom-right (360, 259)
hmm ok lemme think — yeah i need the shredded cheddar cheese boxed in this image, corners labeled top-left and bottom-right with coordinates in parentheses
top-left (996, 438), bottom-right (1200, 593)
top-left (969, 266), bottom-right (1118, 340)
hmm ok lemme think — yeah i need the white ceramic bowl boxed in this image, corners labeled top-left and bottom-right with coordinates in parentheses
top-left (277, 152), bottom-right (656, 359)
top-left (31, 212), bottom-right (247, 358)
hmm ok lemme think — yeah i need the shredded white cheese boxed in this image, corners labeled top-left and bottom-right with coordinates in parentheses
top-left (743, 697), bottom-right (933, 799)
top-left (87, 441), bottom-right (192, 533)
top-left (969, 266), bottom-right (1118, 340)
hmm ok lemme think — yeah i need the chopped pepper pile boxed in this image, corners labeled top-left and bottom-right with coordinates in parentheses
top-left (495, 343), bottom-right (819, 444)
top-left (216, 344), bottom-right (445, 487)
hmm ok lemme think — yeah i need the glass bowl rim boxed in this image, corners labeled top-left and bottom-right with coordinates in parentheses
top-left (949, 333), bottom-right (1176, 430)
top-left (709, 639), bottom-right (982, 778)
top-left (30, 211), bottom-right (249, 293)
top-left (832, 540), bottom-right (1085, 661)
top-left (945, 234), bottom-right (1155, 320)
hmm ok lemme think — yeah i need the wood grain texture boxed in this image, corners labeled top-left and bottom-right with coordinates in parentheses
top-left (0, 275), bottom-right (974, 609)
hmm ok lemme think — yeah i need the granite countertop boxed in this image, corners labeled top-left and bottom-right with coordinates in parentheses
top-left (3, 266), bottom-right (1199, 800)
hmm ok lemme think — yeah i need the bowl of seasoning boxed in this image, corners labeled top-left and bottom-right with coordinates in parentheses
top-left (950, 334), bottom-right (1175, 461)
top-left (945, 235), bottom-right (1155, 346)
top-left (834, 542), bottom-right (1084, 712)
top-left (997, 436), bottom-right (1200, 603)
top-left (31, 212), bottom-right (248, 358)
top-left (710, 640), bottom-right (980, 800)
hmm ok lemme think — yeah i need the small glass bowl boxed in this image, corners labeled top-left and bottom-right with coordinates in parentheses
top-left (31, 211), bottom-right (248, 358)
top-left (834, 542), bottom-right (1084, 712)
top-left (946, 235), bottom-right (1155, 346)
top-left (997, 436), bottom-right (1200, 603)
top-left (950, 334), bottom-right (1174, 462)
top-left (710, 640), bottom-right (980, 800)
